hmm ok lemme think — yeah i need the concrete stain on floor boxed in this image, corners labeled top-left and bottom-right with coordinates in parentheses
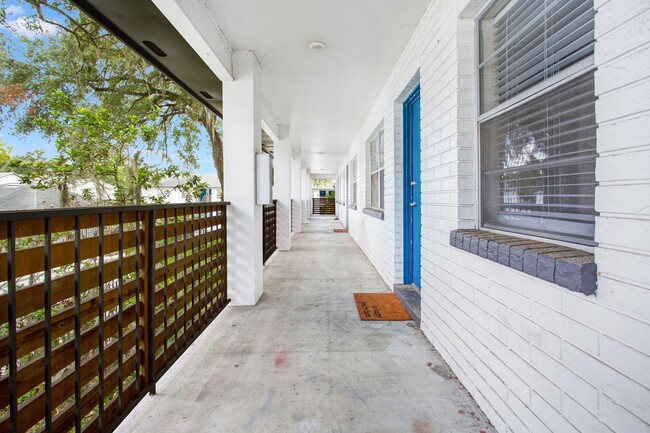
top-left (116, 216), bottom-right (496, 433)
top-left (243, 388), bottom-right (276, 432)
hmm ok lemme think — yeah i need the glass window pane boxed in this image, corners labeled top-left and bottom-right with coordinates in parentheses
top-left (379, 169), bottom-right (384, 210)
top-left (481, 73), bottom-right (596, 243)
top-left (479, 0), bottom-right (595, 113)
top-left (379, 131), bottom-right (384, 169)
top-left (371, 173), bottom-right (379, 208)
top-left (368, 130), bottom-right (384, 174)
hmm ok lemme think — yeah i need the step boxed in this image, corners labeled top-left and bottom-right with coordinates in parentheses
top-left (393, 284), bottom-right (421, 327)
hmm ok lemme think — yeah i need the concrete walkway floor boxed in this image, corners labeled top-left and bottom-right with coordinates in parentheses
top-left (117, 216), bottom-right (495, 433)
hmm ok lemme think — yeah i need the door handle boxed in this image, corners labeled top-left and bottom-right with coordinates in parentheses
top-left (410, 202), bottom-right (417, 207)
top-left (411, 181), bottom-right (416, 186)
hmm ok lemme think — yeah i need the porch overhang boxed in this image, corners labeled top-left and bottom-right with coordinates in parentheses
top-left (70, 0), bottom-right (224, 116)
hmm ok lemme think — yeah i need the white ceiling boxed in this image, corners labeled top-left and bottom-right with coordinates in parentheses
top-left (203, 0), bottom-right (429, 176)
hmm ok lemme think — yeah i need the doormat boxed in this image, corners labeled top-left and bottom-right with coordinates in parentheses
top-left (333, 228), bottom-right (348, 233)
top-left (353, 293), bottom-right (412, 321)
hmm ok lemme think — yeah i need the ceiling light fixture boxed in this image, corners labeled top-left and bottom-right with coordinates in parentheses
top-left (307, 41), bottom-right (326, 50)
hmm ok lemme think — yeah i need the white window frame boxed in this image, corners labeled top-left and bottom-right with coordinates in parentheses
top-left (336, 175), bottom-right (340, 204)
top-left (476, 0), bottom-right (597, 246)
top-left (366, 129), bottom-right (385, 210)
top-left (349, 157), bottom-right (357, 209)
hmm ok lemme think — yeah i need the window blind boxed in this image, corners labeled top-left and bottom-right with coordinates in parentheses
top-left (481, 73), bottom-right (596, 242)
top-left (370, 171), bottom-right (384, 209)
top-left (370, 137), bottom-right (378, 172)
top-left (367, 130), bottom-right (385, 209)
top-left (369, 131), bottom-right (384, 172)
top-left (480, 0), bottom-right (595, 113)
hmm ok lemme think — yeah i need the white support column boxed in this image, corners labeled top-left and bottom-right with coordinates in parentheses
top-left (223, 51), bottom-right (263, 306)
top-left (291, 155), bottom-right (302, 234)
top-left (306, 170), bottom-right (312, 219)
top-left (301, 166), bottom-right (309, 224)
top-left (274, 125), bottom-right (292, 251)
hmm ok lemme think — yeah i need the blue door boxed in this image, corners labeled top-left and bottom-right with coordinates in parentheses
top-left (404, 86), bottom-right (421, 287)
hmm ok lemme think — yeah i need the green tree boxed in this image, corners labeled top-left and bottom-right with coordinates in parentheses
top-left (0, 139), bottom-right (10, 169)
top-left (9, 90), bottom-right (206, 205)
top-left (312, 178), bottom-right (335, 189)
top-left (0, 0), bottom-right (224, 203)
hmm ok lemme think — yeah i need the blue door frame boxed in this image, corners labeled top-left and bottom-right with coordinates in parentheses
top-left (403, 85), bottom-right (421, 287)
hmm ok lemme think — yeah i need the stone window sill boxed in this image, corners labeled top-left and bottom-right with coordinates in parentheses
top-left (450, 229), bottom-right (597, 296)
top-left (363, 207), bottom-right (384, 220)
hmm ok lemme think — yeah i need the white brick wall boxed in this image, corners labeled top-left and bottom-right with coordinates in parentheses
top-left (336, 0), bottom-right (650, 431)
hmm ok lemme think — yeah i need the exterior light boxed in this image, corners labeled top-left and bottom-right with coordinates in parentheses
top-left (307, 41), bottom-right (326, 50)
top-left (142, 40), bottom-right (167, 57)
top-left (200, 91), bottom-right (214, 100)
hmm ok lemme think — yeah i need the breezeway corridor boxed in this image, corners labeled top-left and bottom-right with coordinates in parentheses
top-left (116, 216), bottom-right (495, 433)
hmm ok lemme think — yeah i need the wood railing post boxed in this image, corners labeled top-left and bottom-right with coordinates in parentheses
top-left (7, 220), bottom-right (18, 433)
top-left (222, 205), bottom-right (228, 308)
top-left (141, 209), bottom-right (157, 395)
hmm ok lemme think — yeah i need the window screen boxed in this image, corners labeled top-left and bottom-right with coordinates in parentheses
top-left (369, 131), bottom-right (384, 172)
top-left (479, 0), bottom-right (597, 245)
top-left (370, 171), bottom-right (384, 209)
top-left (481, 72), bottom-right (596, 242)
top-left (367, 130), bottom-right (385, 209)
top-left (336, 176), bottom-right (340, 203)
top-left (479, 0), bottom-right (595, 113)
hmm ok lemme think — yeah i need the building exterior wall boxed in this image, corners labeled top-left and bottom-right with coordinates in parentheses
top-left (336, 0), bottom-right (650, 431)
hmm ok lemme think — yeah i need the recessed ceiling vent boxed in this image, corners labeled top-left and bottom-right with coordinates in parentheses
top-left (142, 40), bottom-right (167, 57)
top-left (200, 91), bottom-right (214, 100)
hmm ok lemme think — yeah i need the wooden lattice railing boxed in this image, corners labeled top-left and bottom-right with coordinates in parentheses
top-left (312, 197), bottom-right (335, 215)
top-left (0, 202), bottom-right (229, 433)
top-left (262, 201), bottom-right (277, 264)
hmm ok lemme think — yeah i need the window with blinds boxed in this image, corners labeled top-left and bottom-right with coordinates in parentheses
top-left (479, 0), bottom-right (597, 244)
top-left (367, 130), bottom-right (385, 209)
top-left (336, 175), bottom-right (341, 204)
top-left (350, 157), bottom-right (358, 206)
top-left (479, 0), bottom-right (595, 113)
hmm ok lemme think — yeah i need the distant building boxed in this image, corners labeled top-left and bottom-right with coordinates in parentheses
top-left (312, 188), bottom-right (334, 198)
top-left (0, 172), bottom-right (222, 209)
top-left (0, 184), bottom-right (63, 211)
top-left (144, 174), bottom-right (222, 203)
top-left (70, 179), bottom-right (115, 204)
top-left (0, 172), bottom-right (22, 187)
top-left (0, 172), bottom-right (64, 210)
top-left (0, 173), bottom-right (109, 210)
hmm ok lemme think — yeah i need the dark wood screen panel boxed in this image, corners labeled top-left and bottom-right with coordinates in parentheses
top-left (0, 202), bottom-right (229, 433)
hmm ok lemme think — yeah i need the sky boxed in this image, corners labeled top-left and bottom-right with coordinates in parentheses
top-left (0, 0), bottom-right (217, 175)
top-left (1, 2), bottom-right (58, 157)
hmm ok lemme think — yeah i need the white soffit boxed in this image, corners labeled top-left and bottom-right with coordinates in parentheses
top-left (201, 0), bottom-right (429, 174)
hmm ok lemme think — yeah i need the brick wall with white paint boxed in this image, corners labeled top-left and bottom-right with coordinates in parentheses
top-left (337, 0), bottom-right (650, 431)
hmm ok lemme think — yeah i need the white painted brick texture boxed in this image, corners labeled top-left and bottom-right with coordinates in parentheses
top-left (336, 0), bottom-right (650, 431)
